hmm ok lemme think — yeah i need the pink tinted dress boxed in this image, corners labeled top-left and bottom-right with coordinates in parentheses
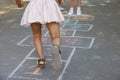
top-left (20, 0), bottom-right (64, 27)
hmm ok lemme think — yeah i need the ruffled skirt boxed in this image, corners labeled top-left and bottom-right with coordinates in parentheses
top-left (20, 0), bottom-right (64, 27)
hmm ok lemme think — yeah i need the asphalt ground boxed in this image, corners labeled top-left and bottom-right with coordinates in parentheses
top-left (0, 0), bottom-right (120, 80)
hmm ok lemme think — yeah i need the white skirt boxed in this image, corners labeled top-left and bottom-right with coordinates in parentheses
top-left (20, 0), bottom-right (64, 27)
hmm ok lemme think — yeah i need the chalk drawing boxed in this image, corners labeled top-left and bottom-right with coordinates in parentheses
top-left (24, 68), bottom-right (41, 75)
top-left (44, 47), bottom-right (51, 56)
top-left (60, 30), bottom-right (67, 35)
top-left (60, 30), bottom-right (74, 36)
top-left (71, 14), bottom-right (95, 21)
top-left (63, 38), bottom-right (78, 45)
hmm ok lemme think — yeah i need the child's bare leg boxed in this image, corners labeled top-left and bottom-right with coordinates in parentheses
top-left (46, 22), bottom-right (62, 70)
top-left (31, 23), bottom-right (44, 59)
top-left (77, 0), bottom-right (82, 15)
top-left (77, 0), bottom-right (81, 7)
top-left (70, 0), bottom-right (74, 8)
top-left (46, 22), bottom-right (61, 47)
top-left (68, 0), bottom-right (74, 15)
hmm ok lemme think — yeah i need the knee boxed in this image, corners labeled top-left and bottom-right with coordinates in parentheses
top-left (33, 33), bottom-right (40, 37)
top-left (52, 36), bottom-right (61, 46)
top-left (33, 34), bottom-right (41, 40)
top-left (52, 35), bottom-right (60, 40)
top-left (52, 36), bottom-right (60, 43)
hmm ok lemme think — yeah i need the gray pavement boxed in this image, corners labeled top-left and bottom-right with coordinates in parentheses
top-left (0, 0), bottom-right (120, 80)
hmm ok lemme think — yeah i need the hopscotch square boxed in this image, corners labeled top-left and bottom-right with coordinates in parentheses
top-left (70, 14), bottom-right (95, 21)
top-left (17, 36), bottom-right (51, 46)
top-left (75, 31), bottom-right (95, 36)
top-left (61, 36), bottom-right (95, 49)
top-left (8, 59), bottom-right (66, 80)
top-left (17, 36), bottom-right (95, 49)
top-left (61, 24), bottom-right (93, 31)
top-left (46, 30), bottom-right (74, 37)
top-left (29, 46), bottom-right (73, 61)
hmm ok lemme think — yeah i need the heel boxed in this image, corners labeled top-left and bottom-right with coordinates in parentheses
top-left (36, 58), bottom-right (46, 68)
top-left (51, 46), bottom-right (62, 70)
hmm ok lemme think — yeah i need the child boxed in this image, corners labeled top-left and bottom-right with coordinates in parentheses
top-left (16, 0), bottom-right (64, 70)
top-left (68, 0), bottom-right (82, 16)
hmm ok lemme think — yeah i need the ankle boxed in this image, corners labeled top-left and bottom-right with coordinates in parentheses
top-left (53, 44), bottom-right (60, 48)
top-left (52, 45), bottom-right (62, 54)
top-left (38, 55), bottom-right (45, 59)
top-left (68, 8), bottom-right (74, 15)
top-left (77, 7), bottom-right (82, 15)
top-left (77, 7), bottom-right (81, 12)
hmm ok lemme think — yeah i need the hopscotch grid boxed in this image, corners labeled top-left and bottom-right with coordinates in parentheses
top-left (8, 16), bottom-right (78, 80)
top-left (9, 14), bottom-right (95, 80)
